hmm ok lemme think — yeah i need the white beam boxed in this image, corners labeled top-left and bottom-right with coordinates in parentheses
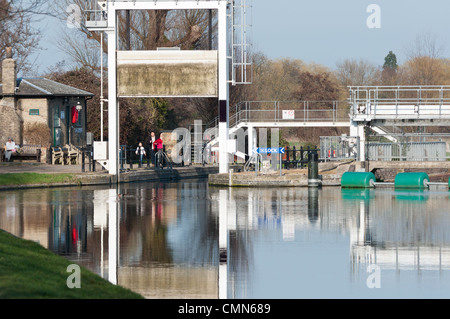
top-left (107, 10), bottom-right (118, 176)
top-left (109, 1), bottom-right (223, 11)
top-left (218, 2), bottom-right (229, 174)
top-left (238, 121), bottom-right (352, 128)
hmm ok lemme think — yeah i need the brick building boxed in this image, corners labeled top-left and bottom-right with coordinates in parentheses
top-left (0, 51), bottom-right (94, 160)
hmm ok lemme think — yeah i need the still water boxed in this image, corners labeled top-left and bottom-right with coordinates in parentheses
top-left (1, 179), bottom-right (450, 299)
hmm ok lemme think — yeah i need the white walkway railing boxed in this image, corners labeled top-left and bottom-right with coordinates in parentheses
top-left (349, 86), bottom-right (450, 121)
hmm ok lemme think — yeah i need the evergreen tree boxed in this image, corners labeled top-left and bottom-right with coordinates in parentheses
top-left (383, 51), bottom-right (398, 71)
top-left (382, 51), bottom-right (398, 85)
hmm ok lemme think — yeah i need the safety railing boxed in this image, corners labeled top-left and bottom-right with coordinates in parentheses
top-left (349, 86), bottom-right (450, 119)
top-left (282, 146), bottom-right (321, 169)
top-left (244, 152), bottom-right (263, 175)
top-left (319, 136), bottom-right (360, 162)
top-left (85, 9), bottom-right (108, 28)
top-left (367, 142), bottom-right (448, 162)
top-left (119, 145), bottom-right (174, 170)
top-left (231, 101), bottom-right (348, 127)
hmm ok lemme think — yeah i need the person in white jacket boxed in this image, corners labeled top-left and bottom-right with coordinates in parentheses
top-left (4, 138), bottom-right (16, 162)
top-left (136, 142), bottom-right (146, 168)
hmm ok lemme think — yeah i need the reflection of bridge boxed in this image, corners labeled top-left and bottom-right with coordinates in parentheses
top-left (212, 187), bottom-right (450, 277)
top-left (206, 86), bottom-right (450, 164)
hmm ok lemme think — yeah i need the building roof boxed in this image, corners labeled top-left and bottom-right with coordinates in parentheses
top-left (0, 77), bottom-right (94, 98)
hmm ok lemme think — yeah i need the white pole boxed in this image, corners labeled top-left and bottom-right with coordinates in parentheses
top-left (218, 2), bottom-right (229, 174)
top-left (107, 9), bottom-right (118, 176)
top-left (100, 32), bottom-right (104, 142)
top-left (247, 125), bottom-right (254, 156)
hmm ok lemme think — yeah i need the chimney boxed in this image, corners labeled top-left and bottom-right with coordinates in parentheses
top-left (2, 47), bottom-right (17, 96)
top-left (0, 47), bottom-right (22, 146)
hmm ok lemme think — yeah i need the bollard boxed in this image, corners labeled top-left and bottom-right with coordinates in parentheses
top-left (81, 148), bottom-right (85, 173)
top-left (308, 150), bottom-right (321, 187)
top-left (129, 147), bottom-right (133, 169)
top-left (88, 147), bottom-right (92, 172)
top-left (120, 147), bottom-right (124, 170)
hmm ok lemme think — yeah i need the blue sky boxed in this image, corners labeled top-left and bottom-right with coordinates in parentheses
top-left (31, 0), bottom-right (450, 75)
top-left (252, 0), bottom-right (450, 68)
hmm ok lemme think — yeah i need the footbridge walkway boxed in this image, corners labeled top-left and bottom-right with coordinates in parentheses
top-left (205, 100), bottom-right (350, 157)
top-left (205, 86), bottom-right (450, 163)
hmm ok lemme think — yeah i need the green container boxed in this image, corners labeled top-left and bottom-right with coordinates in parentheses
top-left (394, 172), bottom-right (429, 189)
top-left (341, 172), bottom-right (375, 188)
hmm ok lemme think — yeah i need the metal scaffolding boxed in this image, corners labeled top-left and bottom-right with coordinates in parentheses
top-left (230, 0), bottom-right (253, 85)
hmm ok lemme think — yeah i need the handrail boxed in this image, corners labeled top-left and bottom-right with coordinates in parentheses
top-left (244, 153), bottom-right (262, 175)
top-left (210, 100), bottom-right (349, 134)
top-left (349, 86), bottom-right (450, 104)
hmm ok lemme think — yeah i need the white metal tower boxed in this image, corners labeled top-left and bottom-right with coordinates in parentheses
top-left (84, 0), bottom-right (252, 175)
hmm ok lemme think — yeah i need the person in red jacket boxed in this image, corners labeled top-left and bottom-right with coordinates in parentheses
top-left (153, 135), bottom-right (164, 168)
top-left (153, 136), bottom-right (163, 152)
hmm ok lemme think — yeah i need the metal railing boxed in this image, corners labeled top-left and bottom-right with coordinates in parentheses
top-left (206, 100), bottom-right (350, 151)
top-left (283, 146), bottom-right (321, 168)
top-left (244, 152), bottom-right (262, 174)
top-left (349, 86), bottom-right (450, 119)
top-left (84, 9), bottom-right (108, 28)
top-left (119, 145), bottom-right (175, 170)
top-left (367, 142), bottom-right (448, 162)
top-left (231, 101), bottom-right (348, 127)
top-left (319, 136), bottom-right (360, 162)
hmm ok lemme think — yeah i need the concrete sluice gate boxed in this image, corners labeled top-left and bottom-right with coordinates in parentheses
top-left (117, 50), bottom-right (218, 98)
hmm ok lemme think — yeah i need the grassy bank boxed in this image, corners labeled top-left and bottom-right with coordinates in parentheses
top-left (0, 230), bottom-right (143, 299)
top-left (0, 172), bottom-right (77, 186)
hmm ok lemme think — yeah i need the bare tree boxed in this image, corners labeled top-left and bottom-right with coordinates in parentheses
top-left (0, 0), bottom-right (51, 77)
top-left (53, 1), bottom-right (217, 71)
top-left (335, 58), bottom-right (381, 88)
top-left (55, 30), bottom-right (101, 72)
top-left (401, 32), bottom-right (447, 85)
top-left (404, 31), bottom-right (444, 60)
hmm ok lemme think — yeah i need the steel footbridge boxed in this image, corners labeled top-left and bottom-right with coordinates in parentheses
top-left (206, 86), bottom-right (450, 163)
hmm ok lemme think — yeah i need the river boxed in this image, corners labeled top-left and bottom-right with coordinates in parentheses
top-left (1, 179), bottom-right (450, 299)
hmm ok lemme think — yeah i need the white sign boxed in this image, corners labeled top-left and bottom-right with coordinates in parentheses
top-left (282, 110), bottom-right (295, 120)
top-left (94, 141), bottom-right (108, 160)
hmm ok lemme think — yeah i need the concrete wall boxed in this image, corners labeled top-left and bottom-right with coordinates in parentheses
top-left (117, 51), bottom-right (218, 97)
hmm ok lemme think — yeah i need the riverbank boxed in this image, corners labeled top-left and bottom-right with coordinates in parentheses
top-left (0, 162), bottom-right (219, 190)
top-left (0, 229), bottom-right (143, 299)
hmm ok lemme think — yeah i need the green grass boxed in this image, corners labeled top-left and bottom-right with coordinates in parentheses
top-left (0, 173), bottom-right (77, 186)
top-left (0, 230), bottom-right (144, 299)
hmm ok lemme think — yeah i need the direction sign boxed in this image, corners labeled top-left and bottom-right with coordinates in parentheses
top-left (256, 147), bottom-right (285, 154)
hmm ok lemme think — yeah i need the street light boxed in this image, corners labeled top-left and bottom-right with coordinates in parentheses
top-left (76, 100), bottom-right (82, 112)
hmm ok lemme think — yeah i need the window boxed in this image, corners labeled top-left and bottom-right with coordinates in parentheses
top-left (29, 109), bottom-right (39, 116)
top-left (54, 105), bottom-right (60, 127)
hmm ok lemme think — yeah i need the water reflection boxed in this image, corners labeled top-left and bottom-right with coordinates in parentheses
top-left (212, 186), bottom-right (450, 298)
top-left (0, 181), bottom-right (450, 299)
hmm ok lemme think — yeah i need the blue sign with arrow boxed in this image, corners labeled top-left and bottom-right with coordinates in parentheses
top-left (256, 147), bottom-right (285, 154)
